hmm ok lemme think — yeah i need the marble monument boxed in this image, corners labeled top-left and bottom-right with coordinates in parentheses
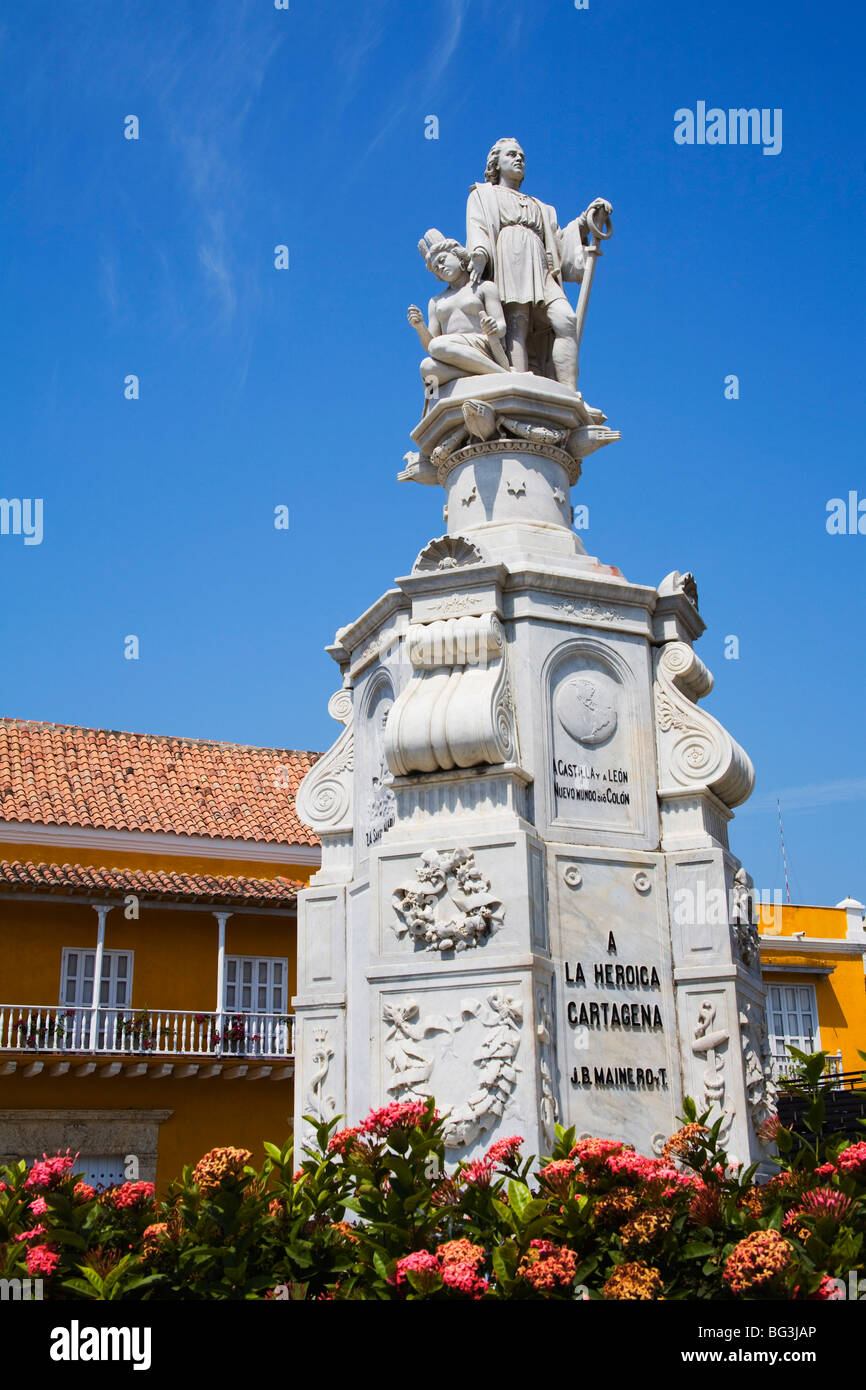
top-left (293, 138), bottom-right (773, 1166)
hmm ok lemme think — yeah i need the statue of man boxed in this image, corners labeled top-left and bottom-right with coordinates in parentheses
top-left (466, 138), bottom-right (611, 390)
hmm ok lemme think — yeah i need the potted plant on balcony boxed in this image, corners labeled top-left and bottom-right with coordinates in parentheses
top-left (13, 1010), bottom-right (75, 1050)
top-left (117, 1010), bottom-right (176, 1053)
top-left (192, 1013), bottom-right (260, 1054)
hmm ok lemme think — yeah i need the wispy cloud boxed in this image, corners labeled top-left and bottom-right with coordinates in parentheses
top-left (739, 779), bottom-right (866, 816)
top-left (357, 0), bottom-right (469, 167)
top-left (129, 2), bottom-right (285, 340)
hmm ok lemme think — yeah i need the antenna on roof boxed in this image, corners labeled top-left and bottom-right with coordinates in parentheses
top-left (777, 799), bottom-right (791, 905)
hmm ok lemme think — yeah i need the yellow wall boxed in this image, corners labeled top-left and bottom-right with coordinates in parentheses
top-left (0, 838), bottom-right (314, 885)
top-left (758, 902), bottom-right (847, 940)
top-left (759, 903), bottom-right (866, 1076)
top-left (0, 1074), bottom-right (295, 1187)
top-left (0, 832), bottom-right (312, 1189)
top-left (0, 901), bottom-right (297, 1010)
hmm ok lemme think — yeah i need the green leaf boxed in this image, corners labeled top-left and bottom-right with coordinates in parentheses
top-left (61, 1277), bottom-right (101, 1299)
top-left (507, 1180), bottom-right (532, 1220)
top-left (492, 1244), bottom-right (513, 1288)
top-left (50, 1228), bottom-right (88, 1251)
top-left (407, 1268), bottom-right (440, 1295)
top-left (372, 1250), bottom-right (392, 1282)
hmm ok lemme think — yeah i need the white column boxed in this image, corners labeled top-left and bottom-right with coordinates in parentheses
top-left (88, 905), bottom-right (111, 1051)
top-left (214, 912), bottom-right (231, 1053)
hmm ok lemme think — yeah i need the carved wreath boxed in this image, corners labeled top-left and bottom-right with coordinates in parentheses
top-left (392, 847), bottom-right (504, 953)
top-left (383, 990), bottom-right (522, 1149)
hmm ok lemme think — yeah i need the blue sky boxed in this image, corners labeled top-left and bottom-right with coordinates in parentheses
top-left (0, 0), bottom-right (863, 905)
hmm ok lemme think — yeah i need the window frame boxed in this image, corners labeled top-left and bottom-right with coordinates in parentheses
top-left (223, 954), bottom-right (288, 1016)
top-left (767, 982), bottom-right (820, 1064)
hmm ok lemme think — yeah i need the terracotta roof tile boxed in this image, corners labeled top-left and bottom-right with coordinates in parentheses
top-left (0, 719), bottom-right (320, 846)
top-left (0, 859), bottom-right (302, 908)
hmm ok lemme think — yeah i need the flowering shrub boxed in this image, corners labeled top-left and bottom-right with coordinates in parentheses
top-left (1, 1052), bottom-right (865, 1299)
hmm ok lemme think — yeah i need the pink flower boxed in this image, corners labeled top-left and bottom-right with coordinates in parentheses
top-left (29, 1196), bottom-right (49, 1217)
top-left (807, 1274), bottom-right (845, 1301)
top-left (430, 1177), bottom-right (461, 1207)
top-left (486, 1135), bottom-right (523, 1166)
top-left (836, 1142), bottom-right (866, 1179)
top-left (392, 1249), bottom-right (440, 1290)
top-left (360, 1100), bottom-right (436, 1138)
top-left (327, 1126), bottom-right (362, 1157)
top-left (814, 1162), bottom-right (835, 1177)
top-left (25, 1244), bottom-right (59, 1278)
top-left (538, 1159), bottom-right (577, 1198)
top-left (24, 1150), bottom-right (76, 1191)
top-left (441, 1261), bottom-right (488, 1298)
top-left (688, 1179), bottom-right (722, 1227)
top-left (605, 1152), bottom-right (664, 1183)
top-left (782, 1207), bottom-right (809, 1236)
top-left (756, 1114), bottom-right (782, 1142)
top-left (13, 1224), bottom-right (47, 1243)
top-left (799, 1187), bottom-right (853, 1223)
top-left (73, 1181), bottom-right (95, 1203)
top-left (462, 1157), bottom-right (494, 1188)
top-left (105, 1180), bottom-right (155, 1210)
top-left (569, 1138), bottom-right (627, 1175)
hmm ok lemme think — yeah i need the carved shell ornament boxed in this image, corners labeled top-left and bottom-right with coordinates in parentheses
top-left (412, 534), bottom-right (486, 574)
top-left (392, 846), bottom-right (504, 953)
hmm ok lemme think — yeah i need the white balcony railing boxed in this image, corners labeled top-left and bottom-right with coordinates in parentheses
top-left (771, 1048), bottom-right (844, 1086)
top-left (0, 1005), bottom-right (294, 1059)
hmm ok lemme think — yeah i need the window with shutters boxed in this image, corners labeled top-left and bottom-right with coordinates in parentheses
top-left (767, 983), bottom-right (819, 1072)
top-left (223, 956), bottom-right (287, 1015)
top-left (60, 949), bottom-right (134, 1048)
top-left (222, 956), bottom-right (289, 1056)
top-left (74, 1155), bottom-right (128, 1190)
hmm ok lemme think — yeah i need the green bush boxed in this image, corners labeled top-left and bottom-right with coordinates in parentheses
top-left (1, 1048), bottom-right (864, 1300)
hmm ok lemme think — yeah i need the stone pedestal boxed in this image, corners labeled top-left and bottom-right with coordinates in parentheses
top-left (293, 377), bottom-right (773, 1167)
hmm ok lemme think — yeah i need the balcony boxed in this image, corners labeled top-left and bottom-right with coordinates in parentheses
top-left (0, 1005), bottom-right (295, 1082)
top-left (771, 1048), bottom-right (844, 1087)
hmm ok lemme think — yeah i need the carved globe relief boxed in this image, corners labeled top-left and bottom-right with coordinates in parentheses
top-left (555, 675), bottom-right (618, 747)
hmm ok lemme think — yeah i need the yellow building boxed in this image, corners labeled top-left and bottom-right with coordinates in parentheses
top-left (0, 718), bottom-right (319, 1188)
top-left (758, 896), bottom-right (866, 1082)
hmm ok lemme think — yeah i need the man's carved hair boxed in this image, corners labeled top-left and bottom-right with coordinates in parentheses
top-left (485, 137), bottom-right (522, 185)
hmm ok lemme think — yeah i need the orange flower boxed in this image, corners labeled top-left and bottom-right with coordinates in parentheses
top-left (723, 1230), bottom-right (792, 1296)
top-left (437, 1239), bottom-right (485, 1269)
top-left (662, 1123), bottom-right (709, 1162)
top-left (603, 1261), bottom-right (664, 1300)
top-left (620, 1207), bottom-right (672, 1256)
top-left (191, 1147), bottom-right (252, 1193)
